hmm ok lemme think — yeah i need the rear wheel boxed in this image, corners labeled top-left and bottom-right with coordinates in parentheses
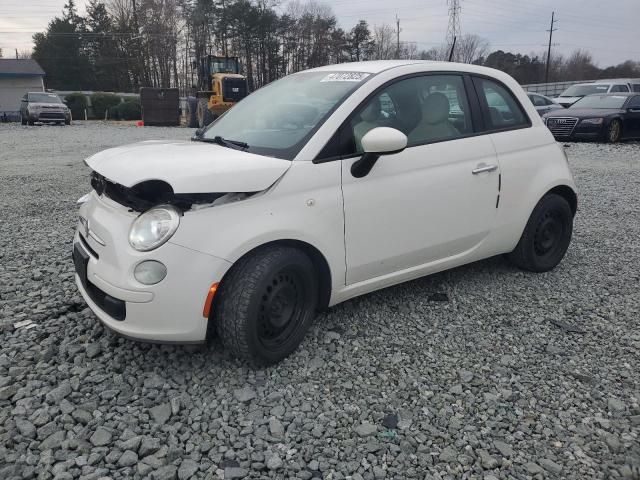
top-left (607, 119), bottom-right (621, 143)
top-left (21, 115), bottom-right (27, 125)
top-left (506, 193), bottom-right (573, 272)
top-left (215, 246), bottom-right (318, 366)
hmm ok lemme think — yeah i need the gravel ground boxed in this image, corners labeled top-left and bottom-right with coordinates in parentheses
top-left (0, 122), bottom-right (639, 480)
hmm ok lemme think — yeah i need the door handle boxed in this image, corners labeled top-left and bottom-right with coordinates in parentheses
top-left (472, 163), bottom-right (498, 174)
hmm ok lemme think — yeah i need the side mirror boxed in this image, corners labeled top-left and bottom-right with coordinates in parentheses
top-left (361, 127), bottom-right (407, 155)
top-left (352, 127), bottom-right (407, 178)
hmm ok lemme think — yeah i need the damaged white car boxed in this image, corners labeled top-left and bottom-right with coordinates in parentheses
top-left (74, 60), bottom-right (577, 365)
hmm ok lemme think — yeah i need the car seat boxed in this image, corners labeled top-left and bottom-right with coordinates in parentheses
top-left (409, 92), bottom-right (460, 143)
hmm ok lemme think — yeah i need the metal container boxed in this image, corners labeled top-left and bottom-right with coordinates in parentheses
top-left (140, 88), bottom-right (180, 126)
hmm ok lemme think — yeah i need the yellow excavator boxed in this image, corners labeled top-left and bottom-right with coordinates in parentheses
top-left (187, 55), bottom-right (249, 128)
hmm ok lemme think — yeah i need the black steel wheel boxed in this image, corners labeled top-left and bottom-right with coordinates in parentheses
top-left (215, 246), bottom-right (318, 365)
top-left (607, 119), bottom-right (621, 143)
top-left (507, 193), bottom-right (573, 272)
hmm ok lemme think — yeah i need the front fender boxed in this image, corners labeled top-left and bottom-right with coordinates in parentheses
top-left (168, 160), bottom-right (345, 290)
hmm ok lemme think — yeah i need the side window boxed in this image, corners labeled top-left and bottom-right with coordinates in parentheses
top-left (628, 96), bottom-right (640, 109)
top-left (343, 74), bottom-right (473, 155)
top-left (473, 77), bottom-right (529, 131)
top-left (531, 94), bottom-right (546, 107)
top-left (619, 85), bottom-right (629, 92)
top-left (633, 84), bottom-right (640, 93)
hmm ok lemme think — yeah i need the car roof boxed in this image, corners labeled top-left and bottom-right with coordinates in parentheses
top-left (585, 92), bottom-right (635, 97)
top-left (302, 60), bottom-right (505, 76)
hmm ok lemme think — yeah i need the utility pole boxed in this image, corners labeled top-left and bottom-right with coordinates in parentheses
top-left (545, 11), bottom-right (558, 84)
top-left (445, 0), bottom-right (461, 62)
top-left (396, 14), bottom-right (401, 59)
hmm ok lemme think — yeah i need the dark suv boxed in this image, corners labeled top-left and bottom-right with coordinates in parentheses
top-left (20, 92), bottom-right (71, 125)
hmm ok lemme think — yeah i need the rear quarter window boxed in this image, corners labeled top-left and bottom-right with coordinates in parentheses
top-left (473, 77), bottom-right (530, 132)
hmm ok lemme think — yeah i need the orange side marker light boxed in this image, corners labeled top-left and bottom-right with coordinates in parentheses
top-left (203, 283), bottom-right (219, 318)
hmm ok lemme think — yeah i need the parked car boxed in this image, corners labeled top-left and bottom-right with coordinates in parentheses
top-left (543, 92), bottom-right (640, 143)
top-left (20, 92), bottom-right (71, 125)
top-left (74, 61), bottom-right (577, 365)
top-left (527, 92), bottom-right (563, 116)
top-left (554, 81), bottom-right (632, 108)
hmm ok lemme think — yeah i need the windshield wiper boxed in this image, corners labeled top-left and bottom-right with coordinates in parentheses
top-left (192, 135), bottom-right (249, 150)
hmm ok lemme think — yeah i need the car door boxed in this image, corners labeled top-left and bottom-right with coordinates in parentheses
top-left (625, 95), bottom-right (640, 138)
top-left (336, 73), bottom-right (500, 285)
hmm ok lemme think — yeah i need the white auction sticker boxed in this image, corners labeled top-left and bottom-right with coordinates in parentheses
top-left (320, 72), bottom-right (370, 82)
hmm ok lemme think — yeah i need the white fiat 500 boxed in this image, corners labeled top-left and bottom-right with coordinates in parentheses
top-left (75, 61), bottom-right (577, 365)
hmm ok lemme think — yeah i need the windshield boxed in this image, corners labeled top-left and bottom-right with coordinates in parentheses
top-left (211, 58), bottom-right (239, 74)
top-left (201, 71), bottom-right (371, 159)
top-left (28, 92), bottom-right (63, 103)
top-left (571, 95), bottom-right (628, 109)
top-left (560, 84), bottom-right (609, 97)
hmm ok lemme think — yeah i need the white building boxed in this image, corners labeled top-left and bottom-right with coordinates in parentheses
top-left (0, 59), bottom-right (45, 121)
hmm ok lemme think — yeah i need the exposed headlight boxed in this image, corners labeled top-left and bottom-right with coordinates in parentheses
top-left (128, 205), bottom-right (180, 252)
top-left (134, 260), bottom-right (167, 285)
top-left (581, 118), bottom-right (603, 125)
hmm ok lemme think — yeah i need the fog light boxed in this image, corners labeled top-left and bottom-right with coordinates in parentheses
top-left (134, 260), bottom-right (167, 285)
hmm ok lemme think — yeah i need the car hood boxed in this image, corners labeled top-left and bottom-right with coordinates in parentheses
top-left (85, 140), bottom-right (292, 193)
top-left (544, 108), bottom-right (623, 119)
top-left (30, 102), bottom-right (67, 108)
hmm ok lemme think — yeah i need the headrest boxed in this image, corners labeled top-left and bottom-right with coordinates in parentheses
top-left (423, 92), bottom-right (450, 125)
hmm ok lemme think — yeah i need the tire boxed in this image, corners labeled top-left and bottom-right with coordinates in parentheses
top-left (606, 119), bottom-right (621, 143)
top-left (28, 119), bottom-right (34, 126)
top-left (186, 96), bottom-right (198, 128)
top-left (65, 119), bottom-right (71, 125)
top-left (21, 115), bottom-right (27, 125)
top-left (215, 246), bottom-right (319, 366)
top-left (506, 193), bottom-right (573, 272)
top-left (196, 98), bottom-right (214, 129)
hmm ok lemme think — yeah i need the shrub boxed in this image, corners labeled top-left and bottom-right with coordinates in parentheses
top-left (108, 99), bottom-right (142, 121)
top-left (90, 92), bottom-right (121, 119)
top-left (64, 92), bottom-right (87, 120)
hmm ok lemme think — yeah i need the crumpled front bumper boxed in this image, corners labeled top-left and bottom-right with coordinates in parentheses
top-left (73, 193), bottom-right (232, 343)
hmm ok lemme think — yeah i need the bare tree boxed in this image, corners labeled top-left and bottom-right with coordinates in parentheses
top-left (371, 24), bottom-right (395, 60)
top-left (455, 34), bottom-right (489, 63)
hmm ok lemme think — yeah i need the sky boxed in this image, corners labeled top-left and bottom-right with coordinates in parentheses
top-left (1, 0), bottom-right (639, 66)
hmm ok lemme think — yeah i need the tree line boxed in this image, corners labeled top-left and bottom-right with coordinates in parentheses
top-left (26, 0), bottom-right (640, 93)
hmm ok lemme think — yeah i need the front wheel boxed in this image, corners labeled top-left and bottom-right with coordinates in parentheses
top-left (506, 193), bottom-right (573, 272)
top-left (196, 99), bottom-right (214, 129)
top-left (215, 246), bottom-right (318, 366)
top-left (607, 119), bottom-right (621, 143)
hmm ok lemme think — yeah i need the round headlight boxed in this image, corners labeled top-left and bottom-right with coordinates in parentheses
top-left (128, 205), bottom-right (180, 252)
top-left (134, 260), bottom-right (167, 285)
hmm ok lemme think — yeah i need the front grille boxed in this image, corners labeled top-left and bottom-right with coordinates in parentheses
top-left (546, 117), bottom-right (578, 137)
top-left (39, 112), bottom-right (65, 119)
